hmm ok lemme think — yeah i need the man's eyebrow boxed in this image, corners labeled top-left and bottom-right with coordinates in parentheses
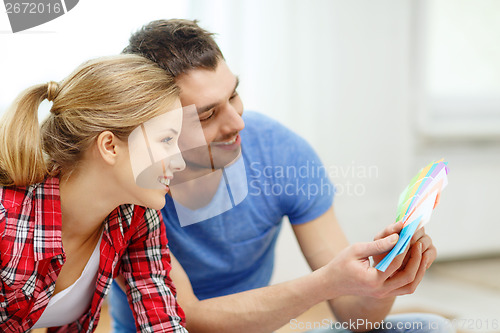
top-left (197, 102), bottom-right (218, 115)
top-left (233, 76), bottom-right (240, 93)
top-left (197, 76), bottom-right (240, 115)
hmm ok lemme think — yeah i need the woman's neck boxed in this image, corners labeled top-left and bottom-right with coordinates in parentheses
top-left (58, 167), bottom-right (119, 242)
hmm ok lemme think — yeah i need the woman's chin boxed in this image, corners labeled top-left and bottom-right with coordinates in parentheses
top-left (148, 192), bottom-right (167, 210)
top-left (133, 188), bottom-right (167, 210)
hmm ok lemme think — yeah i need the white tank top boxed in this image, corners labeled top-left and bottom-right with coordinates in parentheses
top-left (32, 234), bottom-right (102, 329)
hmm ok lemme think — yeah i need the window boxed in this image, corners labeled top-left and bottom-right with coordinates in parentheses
top-left (413, 0), bottom-right (500, 139)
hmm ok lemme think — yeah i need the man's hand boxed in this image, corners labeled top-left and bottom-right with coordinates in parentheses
top-left (317, 231), bottom-right (426, 300)
top-left (294, 207), bottom-right (437, 331)
top-left (371, 221), bottom-right (405, 267)
top-left (371, 221), bottom-right (437, 293)
top-left (409, 226), bottom-right (437, 270)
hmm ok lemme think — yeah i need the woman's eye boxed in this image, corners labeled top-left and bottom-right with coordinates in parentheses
top-left (162, 137), bottom-right (173, 144)
top-left (200, 109), bottom-right (216, 122)
top-left (230, 92), bottom-right (238, 100)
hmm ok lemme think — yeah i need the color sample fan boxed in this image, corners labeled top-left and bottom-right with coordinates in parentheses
top-left (376, 160), bottom-right (449, 272)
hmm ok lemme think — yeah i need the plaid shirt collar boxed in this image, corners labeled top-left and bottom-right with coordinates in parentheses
top-left (30, 177), bottom-right (129, 260)
top-left (30, 177), bottom-right (64, 261)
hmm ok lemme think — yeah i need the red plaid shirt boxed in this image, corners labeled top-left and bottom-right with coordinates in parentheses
top-left (0, 177), bottom-right (186, 333)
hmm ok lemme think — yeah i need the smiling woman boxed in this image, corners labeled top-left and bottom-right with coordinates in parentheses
top-left (0, 54), bottom-right (187, 333)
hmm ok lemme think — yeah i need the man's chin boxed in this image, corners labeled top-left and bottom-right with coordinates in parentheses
top-left (210, 145), bottom-right (242, 167)
top-left (182, 146), bottom-right (241, 170)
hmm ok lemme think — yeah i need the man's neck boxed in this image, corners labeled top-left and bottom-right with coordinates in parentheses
top-left (169, 165), bottom-right (223, 210)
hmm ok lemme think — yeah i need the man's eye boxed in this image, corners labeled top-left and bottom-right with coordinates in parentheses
top-left (162, 137), bottom-right (173, 144)
top-left (230, 92), bottom-right (238, 100)
top-left (200, 109), bottom-right (216, 121)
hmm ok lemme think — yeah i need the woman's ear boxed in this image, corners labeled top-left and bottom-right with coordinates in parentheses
top-left (96, 131), bottom-right (122, 166)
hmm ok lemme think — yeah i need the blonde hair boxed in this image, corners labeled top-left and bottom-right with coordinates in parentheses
top-left (0, 54), bottom-right (179, 186)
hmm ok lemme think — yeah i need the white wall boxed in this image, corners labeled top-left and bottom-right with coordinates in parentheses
top-left (190, 0), bottom-right (414, 234)
top-left (0, 0), bottom-right (190, 114)
top-left (186, 0), bottom-right (500, 282)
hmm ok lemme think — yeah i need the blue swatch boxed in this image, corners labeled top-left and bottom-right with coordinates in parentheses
top-left (375, 216), bottom-right (422, 272)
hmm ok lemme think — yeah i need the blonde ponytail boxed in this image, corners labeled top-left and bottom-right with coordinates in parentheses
top-left (1, 54), bottom-right (179, 187)
top-left (0, 84), bottom-right (50, 186)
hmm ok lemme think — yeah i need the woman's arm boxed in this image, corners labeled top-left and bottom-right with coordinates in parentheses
top-left (119, 207), bottom-right (187, 333)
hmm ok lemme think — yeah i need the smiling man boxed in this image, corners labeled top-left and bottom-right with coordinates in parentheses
top-left (107, 19), bottom-right (454, 333)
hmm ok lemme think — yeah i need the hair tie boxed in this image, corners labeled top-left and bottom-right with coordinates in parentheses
top-left (47, 81), bottom-right (60, 102)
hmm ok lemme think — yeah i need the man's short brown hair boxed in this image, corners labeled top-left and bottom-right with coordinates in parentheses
top-left (123, 19), bottom-right (224, 77)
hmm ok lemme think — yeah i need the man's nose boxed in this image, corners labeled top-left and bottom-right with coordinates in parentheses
top-left (219, 103), bottom-right (244, 135)
top-left (169, 151), bottom-right (186, 172)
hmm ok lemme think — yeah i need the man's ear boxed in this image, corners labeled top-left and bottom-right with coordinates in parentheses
top-left (96, 131), bottom-right (122, 166)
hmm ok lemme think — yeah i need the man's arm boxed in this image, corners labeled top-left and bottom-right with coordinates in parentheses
top-left (292, 206), bottom-right (437, 332)
top-left (169, 254), bottom-right (324, 333)
top-left (165, 217), bottom-right (421, 333)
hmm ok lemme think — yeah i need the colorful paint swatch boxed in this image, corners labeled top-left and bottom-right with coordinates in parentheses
top-left (375, 160), bottom-right (448, 272)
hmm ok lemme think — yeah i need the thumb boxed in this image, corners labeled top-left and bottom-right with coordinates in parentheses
top-left (356, 234), bottom-right (399, 257)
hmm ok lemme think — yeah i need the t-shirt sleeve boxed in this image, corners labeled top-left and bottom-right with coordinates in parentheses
top-left (264, 117), bottom-right (335, 225)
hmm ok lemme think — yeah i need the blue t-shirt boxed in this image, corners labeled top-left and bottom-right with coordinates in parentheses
top-left (108, 111), bottom-right (334, 330)
top-left (163, 111), bottom-right (334, 299)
